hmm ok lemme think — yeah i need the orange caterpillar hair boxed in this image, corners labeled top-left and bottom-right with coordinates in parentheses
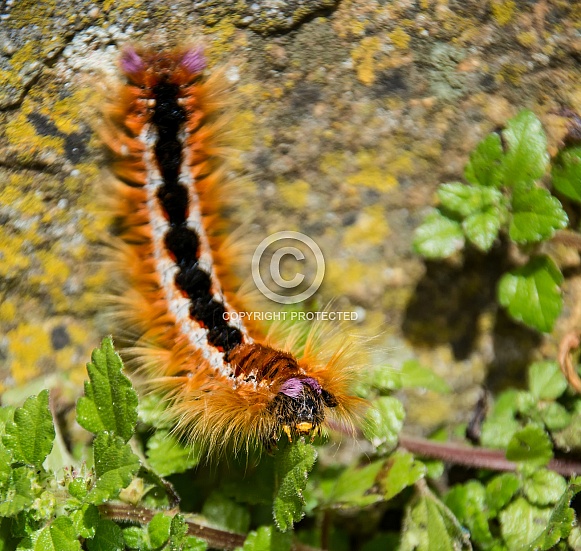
top-left (102, 45), bottom-right (363, 454)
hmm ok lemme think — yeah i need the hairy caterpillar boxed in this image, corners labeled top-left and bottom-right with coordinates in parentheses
top-left (102, 45), bottom-right (362, 453)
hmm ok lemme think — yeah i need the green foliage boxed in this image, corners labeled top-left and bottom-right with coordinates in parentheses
top-left (2, 390), bottom-right (54, 468)
top-left (4, 313), bottom-right (581, 550)
top-left (414, 109), bottom-right (575, 332)
top-left (273, 439), bottom-right (317, 532)
top-left (77, 337), bottom-right (138, 443)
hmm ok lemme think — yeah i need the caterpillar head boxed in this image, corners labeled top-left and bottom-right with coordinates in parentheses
top-left (272, 376), bottom-right (338, 442)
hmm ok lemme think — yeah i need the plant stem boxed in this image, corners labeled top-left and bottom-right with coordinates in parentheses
top-left (98, 503), bottom-right (320, 551)
top-left (399, 434), bottom-right (581, 476)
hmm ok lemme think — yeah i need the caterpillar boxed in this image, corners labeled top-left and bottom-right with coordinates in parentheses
top-left (102, 45), bottom-right (362, 454)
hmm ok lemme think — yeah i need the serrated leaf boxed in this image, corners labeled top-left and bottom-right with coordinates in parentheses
top-left (465, 132), bottom-right (504, 187)
top-left (35, 517), bottom-right (80, 551)
top-left (202, 492), bottom-right (250, 534)
top-left (523, 469), bottom-right (566, 506)
top-left (506, 425), bottom-right (552, 467)
top-left (77, 337), bottom-right (138, 443)
top-left (400, 491), bottom-right (471, 551)
top-left (540, 402), bottom-right (571, 431)
top-left (553, 413), bottom-right (581, 452)
top-left (148, 513), bottom-right (171, 548)
top-left (485, 472), bottom-right (521, 515)
top-left (480, 390), bottom-right (522, 448)
top-left (444, 481), bottom-right (495, 549)
top-left (70, 504), bottom-right (99, 539)
top-left (528, 361), bottom-right (568, 400)
top-left (501, 110), bottom-right (549, 187)
top-left (329, 460), bottom-right (385, 507)
top-left (146, 430), bottom-right (201, 477)
top-left (529, 477), bottom-right (581, 550)
top-left (499, 497), bottom-right (551, 549)
top-left (552, 146), bottom-right (581, 202)
top-left (380, 451), bottom-right (426, 501)
top-left (413, 211), bottom-right (464, 259)
top-left (399, 360), bottom-right (451, 393)
top-left (498, 255), bottom-right (563, 333)
top-left (509, 185), bottom-right (568, 244)
top-left (86, 519), bottom-right (124, 551)
top-left (122, 527), bottom-right (145, 550)
top-left (363, 397), bottom-right (405, 451)
top-left (86, 432), bottom-right (140, 505)
top-left (0, 466), bottom-right (35, 517)
top-left (2, 390), bottom-right (54, 468)
top-left (237, 526), bottom-right (292, 551)
top-left (273, 440), bottom-right (317, 532)
top-left (438, 182), bottom-right (503, 218)
top-left (167, 515), bottom-right (207, 551)
top-left (463, 206), bottom-right (503, 252)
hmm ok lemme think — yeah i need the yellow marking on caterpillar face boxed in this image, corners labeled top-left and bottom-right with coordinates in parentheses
top-left (296, 422), bottom-right (313, 434)
top-left (283, 425), bottom-right (293, 442)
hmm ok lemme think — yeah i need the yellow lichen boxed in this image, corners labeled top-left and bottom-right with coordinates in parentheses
top-left (388, 28), bottom-right (411, 50)
top-left (0, 300), bottom-right (17, 323)
top-left (7, 323), bottom-right (50, 385)
top-left (516, 31), bottom-right (537, 48)
top-left (343, 205), bottom-right (390, 248)
top-left (351, 37), bottom-right (382, 86)
top-left (346, 150), bottom-right (400, 192)
top-left (491, 0), bottom-right (516, 26)
top-left (278, 179), bottom-right (311, 209)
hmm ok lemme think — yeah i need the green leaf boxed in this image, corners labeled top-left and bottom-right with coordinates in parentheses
top-left (438, 182), bottom-right (503, 218)
top-left (540, 402), bottom-right (571, 431)
top-left (3, 390), bottom-right (54, 468)
top-left (480, 390), bottom-right (522, 448)
top-left (148, 513), bottom-right (172, 549)
top-left (444, 481), bottom-right (495, 548)
top-left (202, 492), bottom-right (250, 534)
top-left (399, 360), bottom-right (451, 393)
top-left (552, 146), bottom-right (581, 202)
top-left (77, 337), bottom-right (138, 443)
top-left (523, 469), bottom-right (566, 506)
top-left (34, 517), bottom-right (80, 551)
top-left (413, 211), bottom-right (464, 259)
top-left (485, 472), bottom-right (521, 515)
top-left (465, 132), bottom-right (504, 187)
top-left (86, 432), bottom-right (140, 505)
top-left (363, 397), bottom-right (405, 451)
top-left (463, 205), bottom-right (504, 252)
top-left (86, 519), bottom-right (124, 551)
top-left (400, 491), bottom-right (471, 551)
top-left (509, 185), bottom-right (568, 244)
top-left (168, 515), bottom-right (207, 551)
top-left (498, 255), bottom-right (563, 333)
top-left (122, 526), bottom-right (145, 550)
top-left (499, 497), bottom-right (551, 549)
top-left (329, 460), bottom-right (386, 507)
top-left (506, 425), bottom-right (552, 467)
top-left (146, 430), bottom-right (202, 477)
top-left (380, 451), bottom-right (426, 501)
top-left (237, 526), bottom-right (292, 551)
top-left (529, 477), bottom-right (581, 550)
top-left (273, 440), bottom-right (317, 532)
top-left (501, 110), bottom-right (549, 187)
top-left (528, 361), bottom-right (568, 400)
top-left (70, 504), bottom-right (99, 539)
top-left (0, 466), bottom-right (36, 517)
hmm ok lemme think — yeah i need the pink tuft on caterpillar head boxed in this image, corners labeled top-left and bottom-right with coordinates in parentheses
top-left (119, 47), bottom-right (145, 75)
top-left (180, 47), bottom-right (206, 74)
